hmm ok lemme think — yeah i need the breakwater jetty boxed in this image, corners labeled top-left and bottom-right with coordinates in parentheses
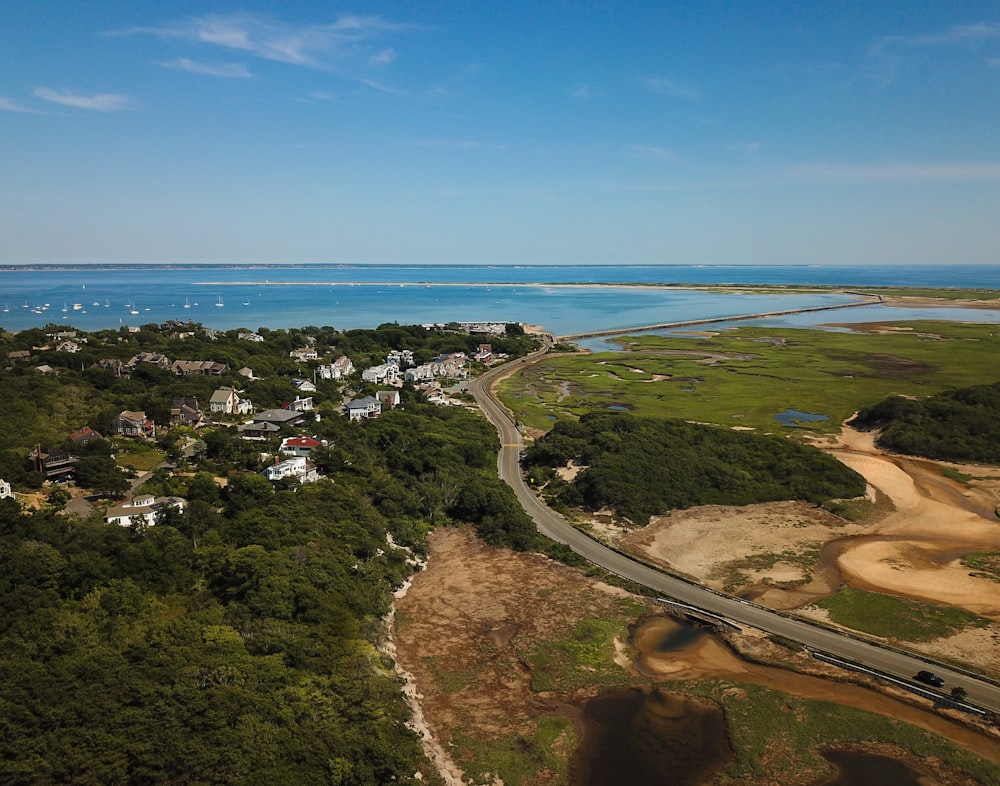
top-left (557, 298), bottom-right (878, 342)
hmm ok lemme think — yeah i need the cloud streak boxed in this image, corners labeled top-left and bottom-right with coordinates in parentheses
top-left (630, 144), bottom-right (678, 162)
top-left (161, 58), bottom-right (253, 78)
top-left (33, 88), bottom-right (131, 111)
top-left (118, 12), bottom-right (410, 69)
top-left (789, 162), bottom-right (1000, 183)
top-left (642, 76), bottom-right (700, 101)
top-left (0, 97), bottom-right (38, 113)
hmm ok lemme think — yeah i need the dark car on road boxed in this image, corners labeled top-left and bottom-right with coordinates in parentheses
top-left (915, 670), bottom-right (945, 687)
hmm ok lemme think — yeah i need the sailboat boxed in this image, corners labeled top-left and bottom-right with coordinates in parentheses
top-left (183, 297), bottom-right (191, 309)
top-left (2, 304), bottom-right (9, 313)
top-left (129, 300), bottom-right (139, 315)
top-left (215, 295), bottom-right (224, 307)
top-left (243, 297), bottom-right (250, 306)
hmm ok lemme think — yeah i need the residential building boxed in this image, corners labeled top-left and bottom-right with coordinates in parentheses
top-left (210, 387), bottom-right (240, 415)
top-left (170, 359), bottom-right (229, 376)
top-left (96, 358), bottom-right (128, 375)
top-left (56, 340), bottom-right (81, 353)
top-left (347, 396), bottom-right (381, 421)
top-left (238, 421), bottom-right (282, 440)
top-left (126, 352), bottom-right (171, 372)
top-left (262, 456), bottom-right (320, 484)
top-left (34, 364), bottom-right (55, 375)
top-left (361, 363), bottom-right (399, 384)
top-left (252, 408), bottom-right (306, 428)
top-left (279, 435), bottom-right (323, 457)
top-left (7, 350), bottom-right (30, 361)
top-left (28, 447), bottom-right (78, 481)
top-left (238, 331), bottom-right (265, 342)
top-left (376, 390), bottom-right (401, 410)
top-left (69, 426), bottom-right (103, 445)
top-left (105, 494), bottom-right (186, 527)
top-left (113, 410), bottom-right (156, 439)
top-left (238, 366), bottom-right (257, 380)
top-left (170, 397), bottom-right (204, 427)
top-left (475, 343), bottom-right (493, 362)
top-left (386, 349), bottom-right (414, 368)
top-left (315, 355), bottom-right (354, 380)
top-left (290, 347), bottom-right (318, 362)
top-left (284, 395), bottom-right (314, 413)
top-left (0, 478), bottom-right (12, 500)
top-left (291, 378), bottom-right (317, 393)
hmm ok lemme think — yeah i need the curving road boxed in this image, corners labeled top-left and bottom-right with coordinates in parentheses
top-left (469, 343), bottom-right (1000, 716)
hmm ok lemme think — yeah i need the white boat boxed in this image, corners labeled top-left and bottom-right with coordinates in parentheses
top-left (2, 304), bottom-right (8, 313)
top-left (129, 300), bottom-right (139, 315)
top-left (243, 297), bottom-right (250, 306)
top-left (183, 298), bottom-right (191, 309)
top-left (215, 296), bottom-right (224, 307)
top-left (104, 299), bottom-right (110, 308)
top-left (72, 303), bottom-right (83, 311)
top-left (62, 304), bottom-right (69, 312)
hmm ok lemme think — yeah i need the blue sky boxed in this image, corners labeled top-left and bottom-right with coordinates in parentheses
top-left (2, 2), bottom-right (999, 266)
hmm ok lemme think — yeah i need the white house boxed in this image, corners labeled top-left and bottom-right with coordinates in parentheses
top-left (285, 395), bottom-right (314, 412)
top-left (292, 378), bottom-right (317, 393)
top-left (361, 363), bottom-right (399, 384)
top-left (347, 396), bottom-right (381, 421)
top-left (0, 478), bottom-right (12, 500)
top-left (210, 387), bottom-right (253, 415)
top-left (317, 355), bottom-right (354, 380)
top-left (279, 435), bottom-right (323, 457)
top-left (106, 494), bottom-right (186, 527)
top-left (290, 347), bottom-right (319, 362)
top-left (263, 456), bottom-right (320, 483)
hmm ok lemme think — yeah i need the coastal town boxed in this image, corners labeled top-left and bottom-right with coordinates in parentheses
top-left (3, 318), bottom-right (526, 521)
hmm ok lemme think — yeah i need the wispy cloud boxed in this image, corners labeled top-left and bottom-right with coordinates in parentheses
top-left (413, 139), bottom-right (480, 151)
top-left (865, 22), bottom-right (1000, 87)
top-left (161, 58), bottom-right (253, 78)
top-left (870, 22), bottom-right (1000, 54)
top-left (0, 97), bottom-right (38, 113)
top-left (629, 144), bottom-right (678, 162)
top-left (116, 12), bottom-right (411, 69)
top-left (33, 88), bottom-right (131, 111)
top-left (569, 83), bottom-right (599, 99)
top-left (642, 76), bottom-right (700, 101)
top-left (369, 48), bottom-right (395, 66)
top-left (789, 162), bottom-right (1000, 183)
top-left (723, 141), bottom-right (762, 154)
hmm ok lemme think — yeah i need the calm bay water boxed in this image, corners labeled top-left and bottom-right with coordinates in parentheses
top-left (2, 264), bottom-right (999, 336)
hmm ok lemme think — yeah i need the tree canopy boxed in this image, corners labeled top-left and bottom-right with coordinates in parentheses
top-left (851, 381), bottom-right (1000, 463)
top-left (524, 412), bottom-right (866, 524)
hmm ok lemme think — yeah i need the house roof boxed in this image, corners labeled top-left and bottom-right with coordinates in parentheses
top-left (253, 408), bottom-right (303, 424)
top-left (281, 436), bottom-right (322, 449)
top-left (347, 396), bottom-right (380, 410)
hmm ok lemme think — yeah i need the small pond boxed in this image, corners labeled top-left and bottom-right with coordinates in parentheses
top-left (569, 687), bottom-right (731, 786)
top-left (774, 408), bottom-right (829, 427)
top-left (817, 749), bottom-right (927, 786)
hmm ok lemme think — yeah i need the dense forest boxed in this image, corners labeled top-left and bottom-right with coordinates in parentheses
top-left (850, 381), bottom-right (1000, 463)
top-left (523, 412), bottom-right (866, 524)
top-left (0, 321), bottom-right (542, 785)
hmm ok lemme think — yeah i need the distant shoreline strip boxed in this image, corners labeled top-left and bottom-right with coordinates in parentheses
top-left (557, 300), bottom-right (879, 341)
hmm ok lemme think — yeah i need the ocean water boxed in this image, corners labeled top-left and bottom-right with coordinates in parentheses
top-left (2, 264), bottom-right (999, 336)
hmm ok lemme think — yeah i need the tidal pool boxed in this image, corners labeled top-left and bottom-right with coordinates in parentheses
top-left (569, 687), bottom-right (731, 786)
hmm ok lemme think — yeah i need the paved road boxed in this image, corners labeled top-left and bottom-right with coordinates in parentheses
top-left (470, 345), bottom-right (1000, 716)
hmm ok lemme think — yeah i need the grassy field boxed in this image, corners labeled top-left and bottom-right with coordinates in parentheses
top-left (811, 586), bottom-right (988, 641)
top-left (498, 321), bottom-right (1000, 434)
top-left (693, 681), bottom-right (1000, 785)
